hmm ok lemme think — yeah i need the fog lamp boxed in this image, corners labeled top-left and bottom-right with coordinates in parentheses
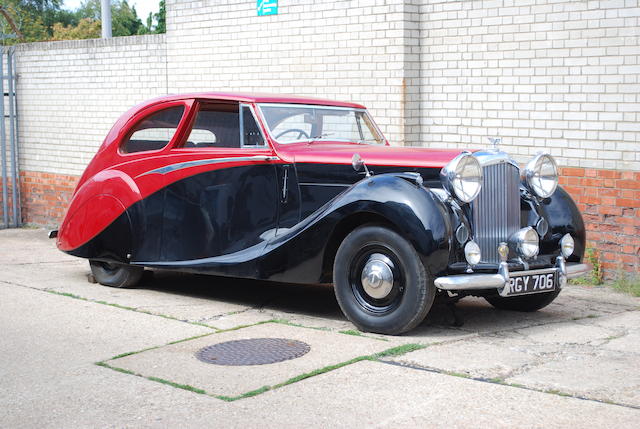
top-left (464, 240), bottom-right (481, 266)
top-left (560, 234), bottom-right (574, 258)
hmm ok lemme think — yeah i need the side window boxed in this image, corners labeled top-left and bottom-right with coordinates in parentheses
top-left (241, 105), bottom-right (265, 147)
top-left (123, 106), bottom-right (185, 153)
top-left (184, 103), bottom-right (240, 148)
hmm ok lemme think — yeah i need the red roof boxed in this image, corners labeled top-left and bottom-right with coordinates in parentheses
top-left (140, 92), bottom-right (366, 109)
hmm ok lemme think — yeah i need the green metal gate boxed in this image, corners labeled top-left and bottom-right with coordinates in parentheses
top-left (0, 46), bottom-right (20, 229)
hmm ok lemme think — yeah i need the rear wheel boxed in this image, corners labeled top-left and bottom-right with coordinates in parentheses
top-left (484, 289), bottom-right (560, 312)
top-left (89, 260), bottom-right (143, 288)
top-left (333, 225), bottom-right (434, 335)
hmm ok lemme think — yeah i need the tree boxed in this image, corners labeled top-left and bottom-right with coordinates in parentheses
top-left (154, 0), bottom-right (164, 34)
top-left (51, 17), bottom-right (99, 40)
top-left (0, 0), bottom-right (52, 43)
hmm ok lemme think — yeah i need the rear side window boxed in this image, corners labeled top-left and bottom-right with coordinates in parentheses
top-left (122, 106), bottom-right (185, 153)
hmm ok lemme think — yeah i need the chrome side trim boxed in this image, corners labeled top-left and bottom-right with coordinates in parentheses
top-left (136, 156), bottom-right (278, 178)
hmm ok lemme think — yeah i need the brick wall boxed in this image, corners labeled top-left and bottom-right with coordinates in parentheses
top-left (19, 171), bottom-right (79, 227)
top-left (560, 167), bottom-right (640, 275)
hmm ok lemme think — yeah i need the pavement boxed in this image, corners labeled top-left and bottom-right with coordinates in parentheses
top-left (1, 228), bottom-right (639, 428)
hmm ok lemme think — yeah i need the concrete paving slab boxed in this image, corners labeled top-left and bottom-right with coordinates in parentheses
top-left (506, 346), bottom-right (640, 407)
top-left (109, 322), bottom-right (390, 398)
top-left (243, 360), bottom-right (640, 428)
top-left (442, 292), bottom-right (634, 336)
top-left (0, 283), bottom-right (213, 371)
top-left (562, 284), bottom-right (640, 307)
top-left (514, 321), bottom-right (617, 345)
top-left (0, 228), bottom-right (72, 264)
top-left (389, 334), bottom-right (556, 379)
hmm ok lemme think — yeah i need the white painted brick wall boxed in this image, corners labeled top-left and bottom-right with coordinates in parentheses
top-left (12, 0), bottom-right (640, 176)
top-left (419, 0), bottom-right (640, 170)
top-left (16, 35), bottom-right (167, 176)
top-left (165, 0), bottom-right (413, 147)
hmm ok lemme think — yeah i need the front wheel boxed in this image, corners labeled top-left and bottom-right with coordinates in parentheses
top-left (89, 260), bottom-right (143, 288)
top-left (333, 225), bottom-right (435, 335)
top-left (484, 289), bottom-right (561, 312)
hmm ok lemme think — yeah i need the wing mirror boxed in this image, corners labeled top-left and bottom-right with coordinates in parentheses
top-left (352, 153), bottom-right (371, 177)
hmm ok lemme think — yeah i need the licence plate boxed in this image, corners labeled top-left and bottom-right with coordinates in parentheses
top-left (503, 270), bottom-right (557, 297)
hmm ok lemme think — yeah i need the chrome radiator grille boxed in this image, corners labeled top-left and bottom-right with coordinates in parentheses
top-left (472, 162), bottom-right (521, 263)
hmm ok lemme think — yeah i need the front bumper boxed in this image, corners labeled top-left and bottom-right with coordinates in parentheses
top-left (434, 256), bottom-right (592, 297)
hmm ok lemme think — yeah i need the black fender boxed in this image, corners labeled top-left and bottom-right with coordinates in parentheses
top-left (538, 186), bottom-right (587, 262)
top-left (259, 173), bottom-right (453, 283)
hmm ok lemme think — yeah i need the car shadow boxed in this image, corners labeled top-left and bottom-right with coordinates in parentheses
top-left (135, 269), bottom-right (579, 332)
top-left (137, 269), bottom-right (347, 322)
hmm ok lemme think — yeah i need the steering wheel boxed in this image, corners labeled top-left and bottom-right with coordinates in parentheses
top-left (275, 128), bottom-right (311, 140)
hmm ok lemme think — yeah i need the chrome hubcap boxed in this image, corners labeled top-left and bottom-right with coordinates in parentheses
top-left (360, 254), bottom-right (394, 299)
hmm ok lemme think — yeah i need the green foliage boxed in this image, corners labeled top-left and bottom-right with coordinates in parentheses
top-left (154, 0), bottom-right (164, 33)
top-left (0, 0), bottom-right (165, 43)
top-left (611, 272), bottom-right (640, 297)
top-left (570, 247), bottom-right (604, 286)
top-left (51, 17), bottom-right (99, 40)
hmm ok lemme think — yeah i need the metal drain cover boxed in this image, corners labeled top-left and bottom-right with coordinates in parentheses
top-left (195, 338), bottom-right (311, 366)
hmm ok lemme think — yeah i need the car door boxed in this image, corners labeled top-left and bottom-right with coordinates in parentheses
top-left (159, 101), bottom-right (279, 265)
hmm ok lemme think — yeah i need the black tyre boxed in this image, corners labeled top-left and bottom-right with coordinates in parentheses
top-left (484, 289), bottom-right (561, 312)
top-left (333, 225), bottom-right (435, 335)
top-left (89, 260), bottom-right (144, 288)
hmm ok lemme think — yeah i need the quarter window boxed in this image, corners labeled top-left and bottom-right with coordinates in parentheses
top-left (122, 106), bottom-right (185, 153)
top-left (183, 103), bottom-right (266, 149)
top-left (184, 103), bottom-right (240, 148)
top-left (241, 105), bottom-right (266, 147)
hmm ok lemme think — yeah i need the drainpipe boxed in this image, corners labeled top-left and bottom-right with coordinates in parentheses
top-left (101, 0), bottom-right (112, 38)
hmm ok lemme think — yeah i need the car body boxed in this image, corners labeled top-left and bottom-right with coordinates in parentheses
top-left (56, 92), bottom-right (591, 334)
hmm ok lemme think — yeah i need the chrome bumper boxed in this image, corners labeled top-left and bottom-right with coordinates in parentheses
top-left (434, 257), bottom-right (592, 297)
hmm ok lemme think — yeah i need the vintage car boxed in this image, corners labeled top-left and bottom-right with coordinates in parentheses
top-left (55, 93), bottom-right (591, 334)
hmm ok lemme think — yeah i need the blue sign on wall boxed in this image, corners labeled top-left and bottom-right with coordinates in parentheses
top-left (257, 0), bottom-right (278, 16)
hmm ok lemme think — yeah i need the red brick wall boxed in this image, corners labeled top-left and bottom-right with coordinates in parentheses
top-left (12, 168), bottom-right (640, 276)
top-left (560, 167), bottom-right (640, 276)
top-left (19, 171), bottom-right (79, 227)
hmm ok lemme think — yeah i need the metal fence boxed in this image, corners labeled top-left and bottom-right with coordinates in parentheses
top-left (1, 46), bottom-right (20, 229)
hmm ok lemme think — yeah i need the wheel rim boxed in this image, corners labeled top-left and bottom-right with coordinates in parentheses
top-left (348, 245), bottom-right (405, 314)
top-left (97, 261), bottom-right (119, 274)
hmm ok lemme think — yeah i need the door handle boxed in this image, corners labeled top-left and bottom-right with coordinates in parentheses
top-left (281, 165), bottom-right (289, 203)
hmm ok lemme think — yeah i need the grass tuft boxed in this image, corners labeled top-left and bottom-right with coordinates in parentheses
top-left (610, 273), bottom-right (640, 297)
top-left (570, 247), bottom-right (604, 286)
top-left (339, 329), bottom-right (364, 337)
top-left (147, 376), bottom-right (207, 394)
top-left (372, 343), bottom-right (425, 359)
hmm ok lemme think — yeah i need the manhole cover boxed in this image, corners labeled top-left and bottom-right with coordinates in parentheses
top-left (195, 338), bottom-right (311, 366)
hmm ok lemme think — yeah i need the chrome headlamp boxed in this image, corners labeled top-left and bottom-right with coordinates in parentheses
top-left (441, 153), bottom-right (483, 203)
top-left (523, 153), bottom-right (559, 198)
top-left (509, 227), bottom-right (539, 259)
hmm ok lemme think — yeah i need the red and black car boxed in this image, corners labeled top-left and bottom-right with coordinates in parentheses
top-left (55, 93), bottom-right (591, 334)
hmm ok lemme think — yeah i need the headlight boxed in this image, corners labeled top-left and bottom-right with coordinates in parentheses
top-left (560, 234), bottom-right (574, 258)
top-left (524, 153), bottom-right (558, 198)
top-left (509, 227), bottom-right (539, 259)
top-left (441, 153), bottom-right (483, 203)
